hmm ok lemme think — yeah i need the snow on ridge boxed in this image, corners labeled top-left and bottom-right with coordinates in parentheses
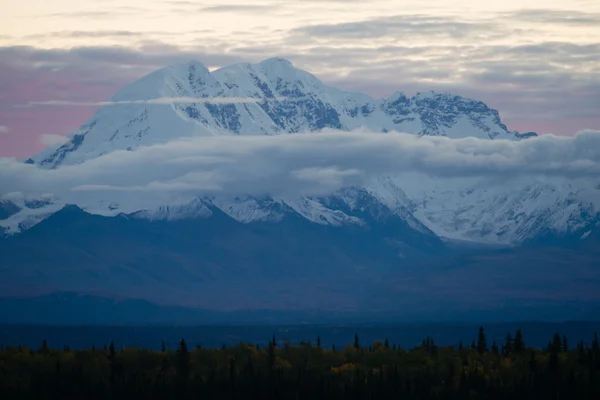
top-left (30, 57), bottom-right (528, 169)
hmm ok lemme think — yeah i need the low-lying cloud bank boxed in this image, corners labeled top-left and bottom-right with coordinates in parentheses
top-left (1, 129), bottom-right (600, 206)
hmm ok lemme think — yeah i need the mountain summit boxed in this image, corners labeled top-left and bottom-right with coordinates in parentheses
top-left (31, 58), bottom-right (533, 169)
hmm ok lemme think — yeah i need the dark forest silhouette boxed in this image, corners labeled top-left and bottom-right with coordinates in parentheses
top-left (1, 327), bottom-right (599, 399)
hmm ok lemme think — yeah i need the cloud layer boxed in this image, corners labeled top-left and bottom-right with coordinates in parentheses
top-left (2, 130), bottom-right (599, 211)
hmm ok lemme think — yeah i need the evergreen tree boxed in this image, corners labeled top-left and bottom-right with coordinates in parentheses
top-left (108, 340), bottom-right (117, 384)
top-left (529, 350), bottom-right (537, 374)
top-left (354, 334), bottom-right (360, 349)
top-left (514, 328), bottom-right (525, 352)
top-left (109, 340), bottom-right (116, 363)
top-left (267, 342), bottom-right (276, 371)
top-left (317, 336), bottom-right (321, 349)
top-left (577, 340), bottom-right (586, 364)
top-left (492, 340), bottom-right (499, 355)
top-left (229, 357), bottom-right (236, 387)
top-left (39, 339), bottom-right (49, 355)
top-left (548, 344), bottom-right (560, 377)
top-left (161, 339), bottom-right (166, 353)
top-left (504, 333), bottom-right (513, 355)
top-left (552, 332), bottom-right (562, 353)
top-left (384, 337), bottom-right (389, 349)
top-left (562, 335), bottom-right (569, 352)
top-left (477, 326), bottom-right (488, 354)
top-left (177, 338), bottom-right (190, 380)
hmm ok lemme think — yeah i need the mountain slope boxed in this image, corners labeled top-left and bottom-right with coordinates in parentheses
top-left (2, 204), bottom-right (599, 318)
top-left (396, 174), bottom-right (600, 244)
top-left (0, 203), bottom-right (444, 309)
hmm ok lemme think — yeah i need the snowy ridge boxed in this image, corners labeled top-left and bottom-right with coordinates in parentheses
top-left (0, 196), bottom-right (64, 235)
top-left (31, 58), bottom-right (531, 169)
top-left (130, 198), bottom-right (213, 221)
top-left (397, 174), bottom-right (600, 243)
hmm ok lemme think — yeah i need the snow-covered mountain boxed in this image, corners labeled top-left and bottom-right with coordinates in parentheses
top-left (6, 58), bottom-right (599, 246)
top-left (394, 174), bottom-right (600, 244)
top-left (30, 58), bottom-right (529, 169)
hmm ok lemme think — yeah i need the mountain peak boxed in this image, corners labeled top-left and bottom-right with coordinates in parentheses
top-left (259, 57), bottom-right (294, 67)
top-left (168, 59), bottom-right (210, 73)
top-left (257, 57), bottom-right (300, 78)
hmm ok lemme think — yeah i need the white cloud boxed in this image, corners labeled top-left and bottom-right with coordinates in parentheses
top-left (0, 125), bottom-right (8, 133)
top-left (1, 129), bottom-right (600, 212)
top-left (21, 97), bottom-right (285, 108)
top-left (40, 134), bottom-right (70, 146)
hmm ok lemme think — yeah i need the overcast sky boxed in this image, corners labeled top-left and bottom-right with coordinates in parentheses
top-left (1, 0), bottom-right (599, 158)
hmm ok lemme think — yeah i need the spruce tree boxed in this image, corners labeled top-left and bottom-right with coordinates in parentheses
top-left (109, 340), bottom-right (117, 384)
top-left (492, 340), bottom-right (499, 355)
top-left (354, 333), bottom-right (360, 349)
top-left (562, 335), bottom-right (569, 352)
top-left (552, 332), bottom-right (562, 353)
top-left (477, 326), bottom-right (488, 354)
top-left (39, 339), bottom-right (49, 355)
top-left (177, 338), bottom-right (190, 380)
top-left (109, 341), bottom-right (116, 363)
top-left (504, 333), bottom-right (513, 355)
top-left (514, 328), bottom-right (525, 352)
top-left (268, 341), bottom-right (276, 371)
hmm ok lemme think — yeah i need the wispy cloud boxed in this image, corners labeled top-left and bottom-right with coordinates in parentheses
top-left (508, 9), bottom-right (600, 26)
top-left (290, 15), bottom-right (504, 41)
top-left (200, 4), bottom-right (281, 13)
top-left (20, 97), bottom-right (285, 108)
top-left (39, 134), bottom-right (69, 146)
top-left (0, 125), bottom-right (8, 133)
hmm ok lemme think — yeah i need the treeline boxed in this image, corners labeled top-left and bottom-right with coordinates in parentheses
top-left (0, 327), bottom-right (599, 399)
